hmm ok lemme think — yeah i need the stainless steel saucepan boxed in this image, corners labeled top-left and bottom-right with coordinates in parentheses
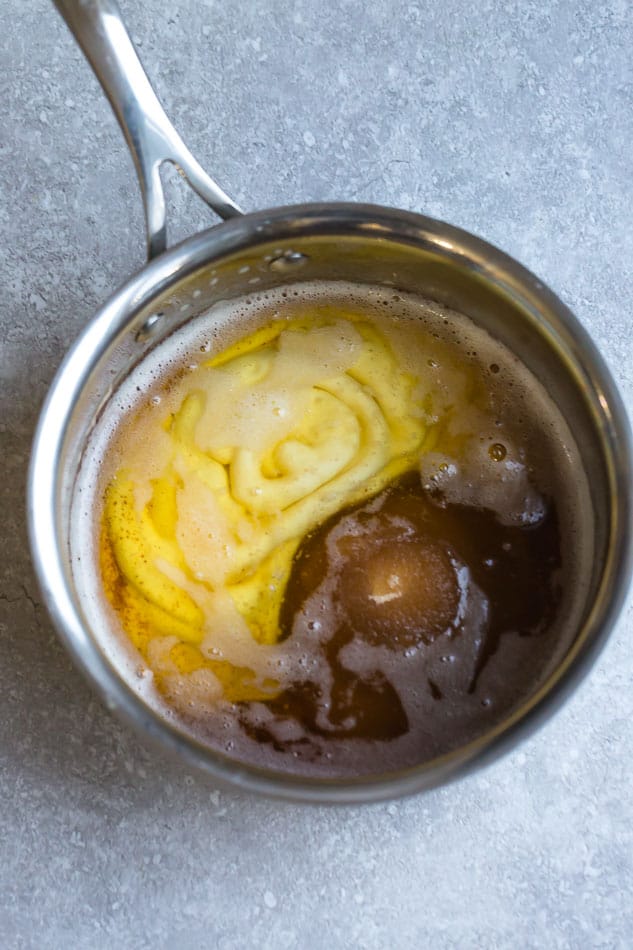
top-left (28, 0), bottom-right (632, 803)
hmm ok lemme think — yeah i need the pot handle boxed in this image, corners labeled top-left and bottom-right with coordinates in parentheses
top-left (53, 0), bottom-right (242, 259)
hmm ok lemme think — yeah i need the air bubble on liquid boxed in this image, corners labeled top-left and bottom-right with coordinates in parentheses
top-left (135, 312), bottom-right (162, 342)
top-left (489, 443), bottom-right (507, 462)
top-left (269, 250), bottom-right (309, 273)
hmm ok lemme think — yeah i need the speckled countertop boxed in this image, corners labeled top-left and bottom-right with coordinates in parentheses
top-left (2, 1), bottom-right (632, 948)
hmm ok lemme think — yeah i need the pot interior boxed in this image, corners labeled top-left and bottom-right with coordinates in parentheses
top-left (39, 205), bottom-right (630, 800)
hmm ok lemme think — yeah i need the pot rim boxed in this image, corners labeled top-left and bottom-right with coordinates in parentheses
top-left (27, 201), bottom-right (633, 803)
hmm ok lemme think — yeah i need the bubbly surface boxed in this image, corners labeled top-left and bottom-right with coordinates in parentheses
top-left (72, 282), bottom-right (592, 777)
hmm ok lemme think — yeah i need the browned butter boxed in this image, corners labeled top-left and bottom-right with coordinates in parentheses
top-left (71, 282), bottom-right (592, 777)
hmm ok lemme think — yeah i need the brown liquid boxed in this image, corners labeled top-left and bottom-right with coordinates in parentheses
top-left (234, 471), bottom-right (561, 763)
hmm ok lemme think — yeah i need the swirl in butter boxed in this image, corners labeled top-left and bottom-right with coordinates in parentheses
top-left (100, 314), bottom-right (445, 704)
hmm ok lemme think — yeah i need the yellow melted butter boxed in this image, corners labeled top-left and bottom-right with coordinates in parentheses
top-left (100, 312), bottom-right (458, 703)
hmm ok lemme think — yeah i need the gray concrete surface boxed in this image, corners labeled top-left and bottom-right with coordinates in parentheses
top-left (2, 1), bottom-right (632, 947)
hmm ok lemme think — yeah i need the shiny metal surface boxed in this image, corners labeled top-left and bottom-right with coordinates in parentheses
top-left (29, 1), bottom-right (633, 802)
top-left (53, 0), bottom-right (241, 258)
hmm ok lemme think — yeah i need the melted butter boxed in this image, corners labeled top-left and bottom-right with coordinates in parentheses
top-left (72, 281), bottom-right (591, 777)
top-left (100, 312), bottom-right (455, 701)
